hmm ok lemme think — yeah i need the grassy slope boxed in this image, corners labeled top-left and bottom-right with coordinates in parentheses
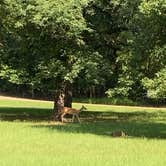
top-left (0, 96), bottom-right (166, 166)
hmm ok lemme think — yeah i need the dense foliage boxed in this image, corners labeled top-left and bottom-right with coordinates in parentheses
top-left (0, 0), bottom-right (166, 105)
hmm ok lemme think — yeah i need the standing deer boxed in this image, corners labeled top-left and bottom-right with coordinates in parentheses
top-left (58, 105), bottom-right (87, 123)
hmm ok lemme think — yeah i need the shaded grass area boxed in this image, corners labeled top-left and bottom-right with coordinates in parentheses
top-left (0, 106), bottom-right (166, 139)
top-left (33, 120), bottom-right (166, 139)
top-left (0, 107), bottom-right (53, 121)
top-left (34, 110), bottom-right (166, 139)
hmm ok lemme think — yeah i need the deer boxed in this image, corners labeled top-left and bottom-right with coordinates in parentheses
top-left (57, 105), bottom-right (87, 123)
top-left (111, 131), bottom-right (127, 137)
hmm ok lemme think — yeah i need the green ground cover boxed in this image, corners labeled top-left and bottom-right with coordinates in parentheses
top-left (0, 97), bottom-right (166, 166)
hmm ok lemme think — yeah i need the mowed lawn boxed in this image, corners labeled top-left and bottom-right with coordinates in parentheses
top-left (0, 96), bottom-right (166, 166)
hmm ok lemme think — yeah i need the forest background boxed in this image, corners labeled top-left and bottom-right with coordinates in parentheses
top-left (0, 0), bottom-right (166, 106)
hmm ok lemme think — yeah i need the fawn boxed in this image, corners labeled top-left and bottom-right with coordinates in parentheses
top-left (58, 105), bottom-right (87, 123)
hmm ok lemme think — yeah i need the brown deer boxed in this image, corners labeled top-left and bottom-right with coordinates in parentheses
top-left (111, 131), bottom-right (127, 137)
top-left (58, 105), bottom-right (87, 123)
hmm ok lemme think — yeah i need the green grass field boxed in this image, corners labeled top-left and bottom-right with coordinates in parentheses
top-left (0, 96), bottom-right (166, 166)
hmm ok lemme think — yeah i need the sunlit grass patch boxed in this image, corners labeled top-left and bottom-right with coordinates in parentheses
top-left (0, 97), bottom-right (166, 166)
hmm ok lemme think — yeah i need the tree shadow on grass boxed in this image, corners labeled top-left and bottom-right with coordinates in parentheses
top-left (0, 107), bottom-right (53, 121)
top-left (0, 107), bottom-right (166, 139)
top-left (33, 110), bottom-right (166, 139)
top-left (33, 120), bottom-right (166, 139)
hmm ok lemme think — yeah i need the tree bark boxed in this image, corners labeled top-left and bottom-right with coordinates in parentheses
top-left (53, 82), bottom-right (65, 120)
top-left (53, 81), bottom-right (72, 121)
top-left (64, 81), bottom-right (72, 108)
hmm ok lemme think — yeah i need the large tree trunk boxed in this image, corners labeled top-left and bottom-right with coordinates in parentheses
top-left (53, 81), bottom-right (72, 121)
top-left (53, 82), bottom-right (65, 120)
top-left (64, 81), bottom-right (72, 108)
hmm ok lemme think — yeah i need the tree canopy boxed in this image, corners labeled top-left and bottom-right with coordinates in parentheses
top-left (0, 0), bottom-right (166, 106)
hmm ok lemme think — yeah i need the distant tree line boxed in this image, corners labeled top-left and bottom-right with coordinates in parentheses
top-left (0, 0), bottom-right (166, 107)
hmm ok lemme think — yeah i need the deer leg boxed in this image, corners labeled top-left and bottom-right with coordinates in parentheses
top-left (61, 113), bottom-right (66, 123)
top-left (72, 114), bottom-right (75, 122)
top-left (76, 114), bottom-right (81, 123)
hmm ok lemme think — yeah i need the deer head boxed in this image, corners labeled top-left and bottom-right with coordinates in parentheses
top-left (80, 105), bottom-right (87, 112)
